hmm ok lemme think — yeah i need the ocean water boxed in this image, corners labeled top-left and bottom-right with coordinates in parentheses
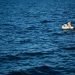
top-left (0, 0), bottom-right (75, 75)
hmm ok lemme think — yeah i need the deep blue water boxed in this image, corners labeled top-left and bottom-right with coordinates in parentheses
top-left (0, 0), bottom-right (75, 75)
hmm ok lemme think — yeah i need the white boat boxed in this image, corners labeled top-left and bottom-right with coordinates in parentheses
top-left (62, 22), bottom-right (74, 30)
top-left (62, 24), bottom-right (74, 29)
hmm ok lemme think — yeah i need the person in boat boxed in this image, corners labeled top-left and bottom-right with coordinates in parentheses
top-left (64, 24), bottom-right (68, 27)
top-left (67, 21), bottom-right (72, 27)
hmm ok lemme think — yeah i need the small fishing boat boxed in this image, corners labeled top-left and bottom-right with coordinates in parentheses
top-left (62, 22), bottom-right (74, 30)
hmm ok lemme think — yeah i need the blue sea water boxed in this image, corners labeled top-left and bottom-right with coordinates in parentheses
top-left (0, 0), bottom-right (75, 75)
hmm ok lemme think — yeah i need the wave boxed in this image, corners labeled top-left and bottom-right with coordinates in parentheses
top-left (62, 46), bottom-right (75, 50)
top-left (0, 23), bottom-right (21, 34)
top-left (0, 54), bottom-right (21, 62)
top-left (0, 52), bottom-right (51, 62)
top-left (17, 52), bottom-right (50, 57)
top-left (19, 39), bottom-right (32, 44)
top-left (26, 25), bottom-right (38, 30)
top-left (7, 66), bottom-right (62, 75)
top-left (40, 20), bottom-right (55, 24)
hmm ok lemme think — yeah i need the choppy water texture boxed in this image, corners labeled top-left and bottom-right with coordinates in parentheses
top-left (0, 0), bottom-right (75, 75)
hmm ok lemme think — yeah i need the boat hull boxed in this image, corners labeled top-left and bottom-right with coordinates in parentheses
top-left (62, 26), bottom-right (74, 30)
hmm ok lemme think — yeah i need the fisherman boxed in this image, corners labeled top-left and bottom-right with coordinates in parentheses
top-left (67, 21), bottom-right (72, 27)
